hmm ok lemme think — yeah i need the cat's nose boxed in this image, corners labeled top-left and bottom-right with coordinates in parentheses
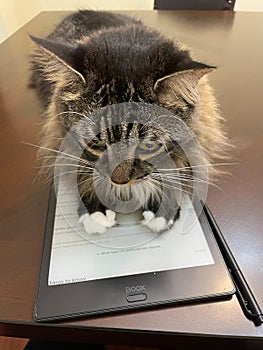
top-left (110, 160), bottom-right (133, 185)
top-left (111, 172), bottom-right (132, 185)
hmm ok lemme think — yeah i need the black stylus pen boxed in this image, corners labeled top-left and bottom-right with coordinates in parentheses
top-left (202, 202), bottom-right (263, 326)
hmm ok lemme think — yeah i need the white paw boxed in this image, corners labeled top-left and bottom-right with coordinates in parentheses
top-left (79, 210), bottom-right (116, 234)
top-left (141, 211), bottom-right (174, 233)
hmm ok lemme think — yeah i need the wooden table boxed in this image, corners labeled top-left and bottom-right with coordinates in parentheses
top-left (0, 10), bottom-right (263, 349)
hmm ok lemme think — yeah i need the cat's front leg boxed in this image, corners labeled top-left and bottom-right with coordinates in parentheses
top-left (141, 199), bottom-right (180, 234)
top-left (78, 198), bottom-right (117, 234)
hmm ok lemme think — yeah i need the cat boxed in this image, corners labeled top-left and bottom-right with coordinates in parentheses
top-left (29, 10), bottom-right (230, 234)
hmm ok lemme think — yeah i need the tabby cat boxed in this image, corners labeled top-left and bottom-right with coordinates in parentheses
top-left (29, 10), bottom-right (229, 234)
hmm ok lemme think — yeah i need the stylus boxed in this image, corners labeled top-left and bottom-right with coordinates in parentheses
top-left (202, 202), bottom-right (263, 326)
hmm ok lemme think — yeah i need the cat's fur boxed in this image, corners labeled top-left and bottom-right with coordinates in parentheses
top-left (29, 10), bottom-right (230, 234)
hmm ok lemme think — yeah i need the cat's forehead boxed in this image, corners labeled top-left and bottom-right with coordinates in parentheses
top-left (73, 102), bottom-right (183, 145)
top-left (98, 121), bottom-right (165, 143)
top-left (74, 110), bottom-right (166, 145)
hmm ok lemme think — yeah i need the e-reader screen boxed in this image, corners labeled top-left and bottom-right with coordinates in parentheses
top-left (48, 177), bottom-right (214, 286)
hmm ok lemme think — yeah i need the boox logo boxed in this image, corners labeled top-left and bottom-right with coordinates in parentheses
top-left (126, 284), bottom-right (146, 294)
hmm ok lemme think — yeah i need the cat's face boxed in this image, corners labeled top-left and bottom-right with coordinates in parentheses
top-left (62, 102), bottom-right (192, 214)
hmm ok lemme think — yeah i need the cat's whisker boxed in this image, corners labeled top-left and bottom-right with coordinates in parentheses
top-left (41, 155), bottom-right (95, 169)
top-left (146, 181), bottom-right (166, 203)
top-left (150, 177), bottom-right (192, 195)
top-left (164, 175), bottom-right (212, 185)
top-left (156, 172), bottom-right (205, 182)
top-left (153, 176), bottom-right (194, 190)
top-left (163, 173), bottom-right (214, 183)
top-left (77, 177), bottom-right (94, 188)
top-left (152, 165), bottom-right (225, 190)
top-left (144, 179), bottom-right (165, 202)
top-left (22, 141), bottom-right (90, 166)
top-left (35, 163), bottom-right (94, 171)
top-left (162, 174), bottom-right (221, 190)
top-left (150, 178), bottom-right (190, 202)
top-left (157, 162), bottom-right (238, 172)
top-left (79, 172), bottom-right (102, 186)
top-left (53, 170), bottom-right (94, 181)
top-left (41, 154), bottom-right (90, 161)
top-left (151, 178), bottom-right (181, 190)
top-left (147, 178), bottom-right (163, 193)
top-left (153, 174), bottom-right (192, 187)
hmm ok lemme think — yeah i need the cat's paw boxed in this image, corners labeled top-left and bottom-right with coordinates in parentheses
top-left (141, 211), bottom-right (174, 233)
top-left (79, 210), bottom-right (116, 234)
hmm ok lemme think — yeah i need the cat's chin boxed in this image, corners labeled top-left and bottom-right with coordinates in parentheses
top-left (111, 182), bottom-right (133, 201)
top-left (101, 178), bottom-right (161, 206)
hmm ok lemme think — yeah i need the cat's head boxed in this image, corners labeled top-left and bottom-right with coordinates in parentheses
top-left (31, 24), bottom-right (215, 209)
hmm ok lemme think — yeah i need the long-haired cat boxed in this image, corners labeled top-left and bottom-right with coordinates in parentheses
top-left (29, 10), bottom-right (230, 234)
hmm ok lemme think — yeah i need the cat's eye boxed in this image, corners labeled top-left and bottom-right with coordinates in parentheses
top-left (138, 140), bottom-right (161, 152)
top-left (87, 138), bottom-right (106, 150)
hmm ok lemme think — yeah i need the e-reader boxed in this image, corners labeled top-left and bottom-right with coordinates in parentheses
top-left (34, 178), bottom-right (235, 322)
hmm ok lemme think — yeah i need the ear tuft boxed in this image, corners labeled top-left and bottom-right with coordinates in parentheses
top-left (154, 62), bottom-right (216, 92)
top-left (30, 35), bottom-right (86, 84)
top-left (154, 62), bottom-right (216, 108)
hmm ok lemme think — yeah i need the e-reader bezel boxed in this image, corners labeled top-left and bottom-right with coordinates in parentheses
top-left (34, 185), bottom-right (235, 322)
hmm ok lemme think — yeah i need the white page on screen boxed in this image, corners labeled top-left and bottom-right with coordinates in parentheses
top-left (48, 178), bottom-right (214, 286)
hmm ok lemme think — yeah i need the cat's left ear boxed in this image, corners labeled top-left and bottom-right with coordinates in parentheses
top-left (154, 62), bottom-right (216, 105)
top-left (30, 35), bottom-right (86, 84)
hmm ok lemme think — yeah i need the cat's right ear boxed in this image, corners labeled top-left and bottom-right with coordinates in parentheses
top-left (154, 64), bottom-right (215, 107)
top-left (30, 35), bottom-right (86, 84)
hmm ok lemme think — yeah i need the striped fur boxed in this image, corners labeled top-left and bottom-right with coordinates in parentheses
top-left (29, 10), bottom-right (232, 231)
